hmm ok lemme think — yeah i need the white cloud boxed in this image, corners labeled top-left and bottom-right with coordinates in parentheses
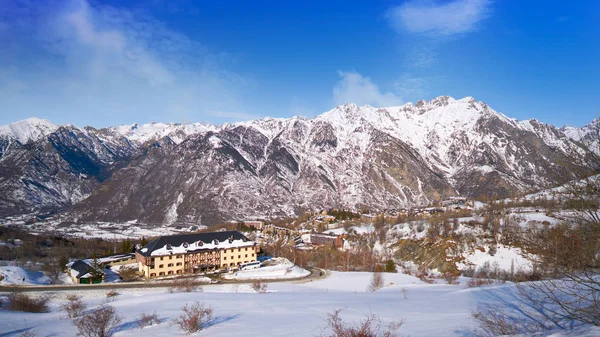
top-left (386, 0), bottom-right (492, 36)
top-left (333, 71), bottom-right (403, 107)
top-left (0, 0), bottom-right (250, 127)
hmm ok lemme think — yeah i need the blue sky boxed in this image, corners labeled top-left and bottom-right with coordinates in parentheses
top-left (0, 0), bottom-right (598, 128)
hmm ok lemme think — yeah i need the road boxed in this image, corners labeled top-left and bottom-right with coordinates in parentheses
top-left (0, 267), bottom-right (327, 293)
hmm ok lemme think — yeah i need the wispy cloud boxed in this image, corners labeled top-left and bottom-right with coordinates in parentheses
top-left (333, 71), bottom-right (403, 107)
top-left (0, 0), bottom-right (250, 127)
top-left (394, 74), bottom-right (430, 100)
top-left (386, 0), bottom-right (492, 36)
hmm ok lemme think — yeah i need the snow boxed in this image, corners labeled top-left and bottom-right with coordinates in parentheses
top-left (0, 117), bottom-right (57, 144)
top-left (461, 246), bottom-right (533, 272)
top-left (222, 258), bottom-right (309, 280)
top-left (113, 122), bottom-right (215, 144)
top-left (1, 270), bottom-right (598, 336)
top-left (150, 238), bottom-right (255, 257)
top-left (0, 266), bottom-right (51, 285)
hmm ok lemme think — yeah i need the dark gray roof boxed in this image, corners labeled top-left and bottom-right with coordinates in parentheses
top-left (136, 230), bottom-right (250, 257)
top-left (70, 260), bottom-right (104, 278)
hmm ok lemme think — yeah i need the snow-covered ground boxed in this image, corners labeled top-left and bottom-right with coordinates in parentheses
top-left (460, 245), bottom-right (533, 272)
top-left (1, 271), bottom-right (598, 337)
top-left (0, 266), bottom-right (50, 285)
top-left (222, 258), bottom-right (309, 280)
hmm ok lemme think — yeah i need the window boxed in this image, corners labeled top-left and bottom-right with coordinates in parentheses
top-left (238, 248), bottom-right (241, 252)
top-left (150, 273), bottom-right (156, 277)
top-left (176, 262), bottom-right (182, 266)
top-left (169, 256), bottom-right (173, 260)
top-left (159, 272), bottom-right (165, 276)
top-left (177, 270), bottom-right (182, 274)
top-left (245, 247), bottom-right (248, 251)
top-left (160, 257), bottom-right (163, 261)
top-left (230, 263), bottom-right (235, 266)
top-left (224, 257), bottom-right (227, 260)
top-left (245, 254), bottom-right (248, 258)
top-left (176, 255), bottom-right (181, 259)
top-left (168, 271), bottom-right (173, 275)
top-left (238, 255), bottom-right (241, 259)
top-left (168, 263), bottom-right (174, 267)
top-left (150, 265), bottom-right (155, 269)
top-left (159, 264), bottom-right (164, 268)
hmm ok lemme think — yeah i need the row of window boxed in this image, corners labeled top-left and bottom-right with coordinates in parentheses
top-left (149, 270), bottom-right (183, 277)
top-left (150, 247), bottom-right (254, 262)
top-left (222, 261), bottom-right (251, 267)
top-left (224, 247), bottom-right (251, 253)
top-left (156, 255), bottom-right (183, 261)
top-left (223, 254), bottom-right (252, 260)
top-left (150, 262), bottom-right (183, 269)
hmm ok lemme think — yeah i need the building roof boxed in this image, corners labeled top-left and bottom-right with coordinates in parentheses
top-left (69, 260), bottom-right (104, 279)
top-left (136, 230), bottom-right (252, 257)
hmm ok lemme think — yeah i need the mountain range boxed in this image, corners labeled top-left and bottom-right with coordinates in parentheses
top-left (1, 96), bottom-right (597, 226)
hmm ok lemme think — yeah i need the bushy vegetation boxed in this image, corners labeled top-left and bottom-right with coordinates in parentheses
top-left (61, 294), bottom-right (87, 318)
top-left (168, 278), bottom-right (203, 293)
top-left (72, 305), bottom-right (122, 337)
top-left (7, 290), bottom-right (51, 313)
top-left (368, 272), bottom-right (384, 292)
top-left (321, 309), bottom-right (403, 337)
top-left (252, 279), bottom-right (268, 294)
top-left (173, 302), bottom-right (213, 334)
top-left (136, 312), bottom-right (161, 329)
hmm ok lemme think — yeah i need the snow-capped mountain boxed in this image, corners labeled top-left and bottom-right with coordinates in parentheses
top-left (561, 118), bottom-right (599, 155)
top-left (0, 96), bottom-right (597, 225)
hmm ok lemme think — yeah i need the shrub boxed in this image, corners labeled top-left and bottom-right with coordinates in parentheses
top-left (415, 268), bottom-right (437, 284)
top-left (73, 305), bottom-right (122, 337)
top-left (8, 291), bottom-right (51, 313)
top-left (467, 278), bottom-right (495, 288)
top-left (442, 272), bottom-right (460, 285)
top-left (368, 272), bottom-right (384, 292)
top-left (105, 290), bottom-right (120, 302)
top-left (471, 305), bottom-right (528, 336)
top-left (384, 260), bottom-right (397, 273)
top-left (136, 312), bottom-right (161, 329)
top-left (173, 301), bottom-right (213, 334)
top-left (61, 294), bottom-right (87, 318)
top-left (321, 309), bottom-right (403, 337)
top-left (168, 278), bottom-right (203, 293)
top-left (252, 280), bottom-right (268, 294)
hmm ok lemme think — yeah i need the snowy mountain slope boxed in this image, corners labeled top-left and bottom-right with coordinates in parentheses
top-left (561, 118), bottom-right (600, 155)
top-left (0, 96), bottom-right (597, 224)
top-left (0, 124), bottom-right (141, 217)
top-left (112, 121), bottom-right (217, 144)
top-left (0, 117), bottom-right (58, 145)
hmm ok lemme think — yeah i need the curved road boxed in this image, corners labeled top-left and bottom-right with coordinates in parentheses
top-left (0, 267), bottom-right (327, 293)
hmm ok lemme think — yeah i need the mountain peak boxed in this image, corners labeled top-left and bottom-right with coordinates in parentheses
top-left (0, 117), bottom-right (58, 144)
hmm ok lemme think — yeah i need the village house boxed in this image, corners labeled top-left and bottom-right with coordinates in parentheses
top-left (67, 260), bottom-right (105, 284)
top-left (135, 231), bottom-right (258, 278)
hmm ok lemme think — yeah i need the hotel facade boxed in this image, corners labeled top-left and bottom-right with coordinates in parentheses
top-left (135, 230), bottom-right (258, 278)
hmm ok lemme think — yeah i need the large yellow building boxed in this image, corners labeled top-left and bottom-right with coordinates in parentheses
top-left (135, 230), bottom-right (258, 278)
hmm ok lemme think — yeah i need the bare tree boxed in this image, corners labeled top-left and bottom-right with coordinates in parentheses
top-left (321, 309), bottom-right (403, 337)
top-left (368, 272), bottom-right (384, 292)
top-left (173, 302), bottom-right (213, 334)
top-left (73, 305), bottom-right (122, 337)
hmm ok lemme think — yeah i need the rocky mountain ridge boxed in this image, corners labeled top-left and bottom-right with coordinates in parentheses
top-left (0, 96), bottom-right (597, 225)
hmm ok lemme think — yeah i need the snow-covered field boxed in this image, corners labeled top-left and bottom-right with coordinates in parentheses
top-left (0, 266), bottom-right (50, 285)
top-left (1, 271), bottom-right (598, 337)
top-left (222, 258), bottom-right (309, 280)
